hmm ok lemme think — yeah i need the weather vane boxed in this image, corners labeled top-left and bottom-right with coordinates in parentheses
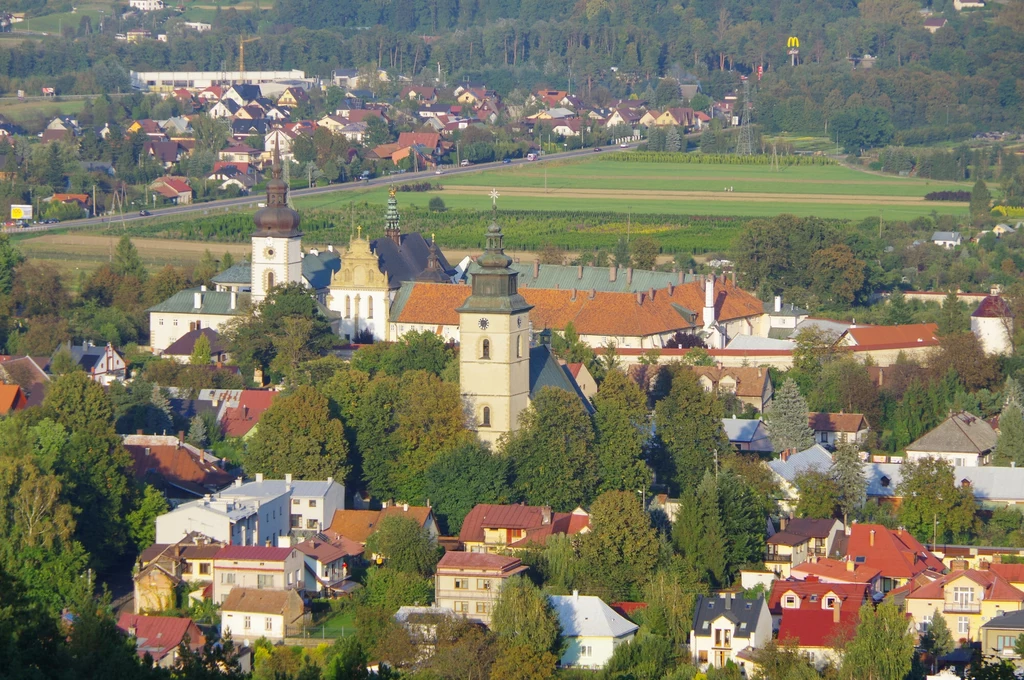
top-left (489, 188), bottom-right (500, 208)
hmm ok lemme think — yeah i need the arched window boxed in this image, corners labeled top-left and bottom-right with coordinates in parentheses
top-left (516, 336), bottom-right (522, 358)
top-left (481, 407), bottom-right (491, 428)
top-left (266, 271), bottom-right (275, 290)
top-left (481, 339), bottom-right (490, 360)
top-left (345, 296), bottom-right (351, 318)
top-left (367, 296), bottom-right (374, 319)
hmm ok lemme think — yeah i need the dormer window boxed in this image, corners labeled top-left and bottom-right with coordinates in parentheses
top-left (824, 596), bottom-right (837, 609)
top-left (783, 595), bottom-right (798, 608)
top-left (880, 476), bottom-right (890, 488)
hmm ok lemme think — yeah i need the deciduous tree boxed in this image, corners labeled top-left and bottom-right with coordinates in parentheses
top-left (490, 576), bottom-right (561, 657)
top-left (578, 491), bottom-right (658, 600)
top-left (423, 442), bottom-right (512, 534)
top-left (364, 515), bottom-right (439, 576)
top-left (897, 457), bottom-right (978, 543)
top-left (840, 601), bottom-right (914, 680)
top-left (592, 369), bottom-right (652, 493)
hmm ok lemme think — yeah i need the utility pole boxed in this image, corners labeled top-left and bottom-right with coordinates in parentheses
top-left (92, 184), bottom-right (97, 217)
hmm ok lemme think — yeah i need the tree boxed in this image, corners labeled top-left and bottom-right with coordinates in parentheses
top-left (489, 644), bottom-right (557, 680)
top-left (578, 491), bottom-right (659, 600)
top-left (994, 379), bottom-right (1024, 467)
top-left (971, 179), bottom-right (992, 218)
top-left (809, 245), bottom-right (865, 305)
top-left (592, 369), bottom-right (652, 494)
top-left (642, 567), bottom-right (705, 649)
top-left (428, 197), bottom-right (446, 212)
top-left (832, 443), bottom-right (868, 524)
top-left (191, 115), bottom-right (230, 151)
top-left (751, 641), bottom-right (820, 680)
top-left (190, 332), bottom-right (212, 366)
top-left (113, 236), bottom-right (147, 281)
top-left (764, 379), bottom-right (813, 451)
top-left (187, 414), bottom-right (209, 447)
top-left (50, 348), bottom-right (80, 376)
top-left (490, 576), bottom-right (561, 657)
top-left (652, 366), bottom-right (730, 495)
top-left (612, 236), bottom-right (631, 268)
top-left (364, 515), bottom-right (438, 576)
top-left (938, 292), bottom-right (970, 336)
top-left (193, 249), bottom-right (218, 287)
top-left (897, 458), bottom-right (978, 543)
top-left (423, 442), bottom-right (512, 534)
top-left (930, 333), bottom-right (1000, 391)
top-left (831, 106), bottom-right (894, 153)
top-left (840, 601), bottom-right (914, 680)
top-left (794, 469), bottom-right (840, 519)
top-left (920, 609), bottom-right (954, 665)
top-left (245, 386), bottom-right (351, 482)
top-left (629, 236), bottom-right (661, 270)
top-left (126, 484), bottom-right (168, 552)
top-left (0, 233), bottom-right (24, 295)
top-left (504, 386), bottom-right (598, 511)
top-left (885, 289), bottom-right (913, 326)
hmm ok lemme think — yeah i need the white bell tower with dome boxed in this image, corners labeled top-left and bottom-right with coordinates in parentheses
top-left (251, 147), bottom-right (303, 303)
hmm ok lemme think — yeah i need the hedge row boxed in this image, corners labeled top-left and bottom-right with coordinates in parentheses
top-left (925, 191), bottom-right (971, 202)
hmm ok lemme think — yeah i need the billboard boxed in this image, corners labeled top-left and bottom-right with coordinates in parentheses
top-left (10, 204), bottom-right (32, 220)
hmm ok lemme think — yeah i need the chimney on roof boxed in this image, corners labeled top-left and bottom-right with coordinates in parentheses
top-left (725, 592), bottom-right (732, 609)
top-left (869, 529), bottom-right (875, 547)
top-left (636, 291), bottom-right (644, 306)
top-left (833, 598), bottom-right (842, 624)
top-left (144, 447), bottom-right (151, 456)
top-left (194, 291), bottom-right (203, 309)
top-left (137, 429), bottom-right (144, 435)
top-left (775, 296), bottom-right (782, 313)
top-left (285, 473), bottom-right (292, 488)
top-left (649, 287), bottom-right (655, 301)
top-left (255, 473), bottom-right (263, 483)
top-left (570, 289), bottom-right (577, 302)
top-left (627, 267), bottom-right (633, 284)
top-left (780, 448), bottom-right (791, 462)
top-left (589, 288), bottom-right (596, 299)
top-left (230, 290), bottom-right (237, 310)
top-left (128, 625), bottom-right (137, 638)
top-left (979, 559), bottom-right (991, 571)
top-left (780, 515), bottom-right (789, 531)
top-left (328, 244), bottom-right (334, 252)
top-left (846, 560), bottom-right (855, 572)
top-left (200, 285), bottom-right (207, 292)
top-left (678, 270), bottom-right (684, 285)
top-left (731, 270), bottom-right (736, 285)
top-left (609, 265), bottom-right (617, 282)
top-left (572, 589), bottom-right (579, 602)
top-left (177, 430), bottom-right (184, 444)
top-left (533, 260), bottom-right (540, 278)
top-left (951, 558), bottom-right (969, 571)
top-left (668, 282), bottom-right (675, 296)
top-left (541, 506), bottom-right (552, 525)
top-left (578, 265), bottom-right (583, 279)
top-left (234, 477), bottom-right (242, 488)
top-left (327, 476), bottom-right (333, 485)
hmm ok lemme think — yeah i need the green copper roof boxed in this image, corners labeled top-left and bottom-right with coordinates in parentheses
top-left (212, 263), bottom-right (251, 284)
top-left (147, 288), bottom-right (249, 315)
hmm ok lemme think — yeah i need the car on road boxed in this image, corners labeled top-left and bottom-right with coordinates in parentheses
top-left (460, 159), bottom-right (470, 167)
top-left (40, 218), bottom-right (59, 224)
top-left (620, 143), bottom-right (629, 148)
top-left (593, 147), bottom-right (602, 152)
top-left (526, 153), bottom-right (538, 161)
top-left (435, 169), bottom-right (444, 175)
top-left (502, 158), bottom-right (512, 164)
top-left (139, 210), bottom-right (151, 216)
top-left (359, 170), bottom-right (372, 180)
top-left (2, 220), bottom-right (16, 227)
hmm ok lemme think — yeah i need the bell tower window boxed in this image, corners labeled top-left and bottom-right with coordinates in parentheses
top-left (266, 271), bottom-right (275, 290)
top-left (516, 336), bottom-right (522, 358)
top-left (481, 407), bottom-right (490, 428)
top-left (481, 339), bottom-right (490, 360)
top-left (367, 297), bottom-right (374, 319)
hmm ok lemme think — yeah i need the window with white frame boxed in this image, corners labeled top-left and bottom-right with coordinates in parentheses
top-left (580, 646), bottom-right (592, 657)
top-left (243, 616), bottom-right (251, 629)
top-left (783, 595), bottom-right (798, 608)
top-left (958, 616), bottom-right (969, 635)
top-left (265, 617), bottom-right (273, 631)
top-left (918, 614), bottom-right (933, 632)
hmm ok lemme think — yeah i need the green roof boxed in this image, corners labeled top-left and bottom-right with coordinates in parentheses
top-left (212, 263), bottom-right (251, 284)
top-left (147, 288), bottom-right (249, 316)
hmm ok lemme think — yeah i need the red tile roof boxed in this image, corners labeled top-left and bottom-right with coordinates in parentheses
top-left (791, 558), bottom-right (881, 584)
top-left (778, 608), bottom-right (859, 649)
top-left (991, 563), bottom-right (1024, 584)
top-left (220, 390), bottom-right (277, 438)
top-left (458, 504), bottom-right (589, 546)
top-left (397, 132), bottom-right (441, 149)
top-left (808, 412), bottom-right (869, 433)
top-left (214, 545), bottom-right (294, 562)
top-left (327, 506), bottom-right (434, 544)
top-left (610, 602), bottom-right (648, 621)
top-left (972, 295), bottom-right (1012, 318)
top-left (125, 436), bottom-right (233, 494)
top-left (437, 552), bottom-right (523, 570)
top-left (295, 537), bottom-right (361, 563)
top-left (116, 613), bottom-right (204, 662)
top-left (842, 323), bottom-right (939, 349)
top-left (767, 580), bottom-right (869, 614)
top-left (0, 384), bottom-right (27, 415)
top-left (906, 569), bottom-right (1024, 603)
top-left (845, 524), bottom-right (945, 579)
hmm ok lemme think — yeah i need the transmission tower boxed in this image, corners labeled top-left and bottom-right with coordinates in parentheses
top-left (737, 77), bottom-right (755, 156)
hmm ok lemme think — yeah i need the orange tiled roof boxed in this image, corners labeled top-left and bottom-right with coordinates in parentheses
top-left (689, 365), bottom-right (771, 398)
top-left (906, 569), bottom-right (1024, 603)
top-left (808, 412), bottom-right (869, 433)
top-left (842, 323), bottom-right (939, 348)
top-left (846, 524), bottom-right (945, 579)
top-left (0, 384), bottom-right (26, 415)
top-left (791, 558), bottom-right (881, 583)
top-left (395, 279), bottom-right (764, 339)
top-left (328, 506), bottom-right (433, 544)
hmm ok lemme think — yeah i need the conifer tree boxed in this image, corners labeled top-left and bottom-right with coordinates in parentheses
top-left (937, 292), bottom-right (969, 335)
top-left (884, 289), bottom-right (913, 325)
top-left (970, 179), bottom-right (991, 218)
top-left (921, 610), bottom-right (954, 664)
top-left (993, 401), bottom-right (1024, 467)
top-left (187, 414), bottom-right (208, 447)
top-left (764, 379), bottom-right (813, 451)
top-left (831, 442), bottom-right (868, 524)
top-left (696, 472), bottom-right (728, 586)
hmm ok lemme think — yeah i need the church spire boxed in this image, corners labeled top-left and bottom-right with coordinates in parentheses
top-left (253, 142), bottom-right (301, 237)
top-left (385, 186), bottom-right (401, 246)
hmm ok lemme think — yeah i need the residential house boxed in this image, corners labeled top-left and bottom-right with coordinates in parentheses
top-left (277, 87), bottom-right (309, 108)
top-left (655, 108), bottom-right (696, 128)
top-left (768, 579), bottom-right (868, 630)
top-left (562, 362), bottom-right (597, 400)
top-left (864, 461), bottom-right (1024, 507)
top-left (133, 561), bottom-right (182, 613)
top-left (844, 524), bottom-right (945, 595)
top-left (549, 592), bottom-right (639, 669)
top-left (218, 474), bottom-right (345, 535)
top-left (197, 85), bottom-right (224, 103)
top-left (207, 166), bottom-right (257, 193)
top-left (953, 0), bottom-right (985, 9)
top-left (905, 568), bottom-right (1024, 642)
top-left (458, 503), bottom-right (590, 553)
top-left (212, 545), bottom-right (305, 604)
top-left (991, 562), bottom-right (1024, 591)
top-left (455, 85), bottom-right (488, 106)
top-left (905, 411), bottom-right (997, 467)
top-left (231, 119), bottom-right (271, 141)
top-left (295, 535), bottom-right (363, 595)
top-left (161, 327), bottom-right (229, 364)
top-left (932, 231), bottom-right (963, 249)
top-left (534, 90), bottom-right (568, 108)
top-left (777, 607), bottom-right (859, 669)
top-left (116, 614), bottom-right (205, 669)
top-left (690, 593), bottom-right (772, 673)
top-left (123, 433), bottom-right (234, 500)
top-left (604, 108), bottom-right (642, 128)
top-left (551, 119), bottom-right (583, 137)
top-left (331, 68), bottom-right (360, 89)
top-left (979, 609), bottom-right (1024, 661)
top-left (54, 341), bottom-right (125, 384)
top-left (219, 390), bottom-right (278, 439)
top-left (221, 84), bottom-right (262, 107)
top-left (767, 445), bottom-right (834, 513)
top-left (208, 99), bottom-right (241, 119)
top-left (44, 193), bottom-right (90, 215)
top-left (0, 356), bottom-right (49, 407)
top-left (265, 128), bottom-right (302, 157)
top-left (434, 552), bottom-right (528, 626)
top-left (234, 104), bottom-right (267, 121)
top-left (971, 296), bottom-right (1013, 356)
top-left (0, 384), bottom-right (28, 415)
top-left (399, 86), bottom-right (437, 104)
top-left (808, 412), bottom-right (870, 447)
top-left (723, 417), bottom-right (773, 453)
top-left (638, 110), bottom-right (661, 128)
top-left (396, 131), bottom-right (442, 155)
top-left (691, 366), bottom-right (774, 413)
top-left (218, 144), bottom-right (261, 164)
top-left (220, 588), bottom-right (308, 642)
top-left (264, 106), bottom-right (292, 121)
top-left (150, 176), bottom-right (193, 205)
top-left (790, 558), bottom-right (882, 592)
top-left (836, 322), bottom-right (941, 365)
top-left (137, 533), bottom-right (225, 584)
top-left (146, 286), bottom-right (246, 353)
top-left (327, 503), bottom-right (440, 548)
top-left (924, 17), bottom-right (948, 32)
top-left (155, 473), bottom-right (291, 546)
top-left (765, 519), bottom-right (844, 578)
top-left (145, 141), bottom-right (182, 168)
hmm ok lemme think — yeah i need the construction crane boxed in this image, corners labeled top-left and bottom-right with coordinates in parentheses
top-left (239, 36), bottom-right (260, 75)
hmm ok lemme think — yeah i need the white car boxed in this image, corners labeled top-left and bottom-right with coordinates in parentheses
top-left (620, 143), bottom-right (629, 148)
top-left (435, 169), bottom-right (444, 175)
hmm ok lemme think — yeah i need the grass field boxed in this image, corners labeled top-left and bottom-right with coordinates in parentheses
top-left (21, 6), bottom-right (108, 34)
top-left (297, 157), bottom-right (971, 221)
top-left (0, 98), bottom-right (87, 126)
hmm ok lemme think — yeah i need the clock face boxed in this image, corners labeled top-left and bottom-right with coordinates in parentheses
top-left (264, 247), bottom-right (275, 259)
top-left (478, 318), bottom-right (489, 330)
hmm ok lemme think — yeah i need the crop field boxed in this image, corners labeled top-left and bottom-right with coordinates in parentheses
top-left (298, 157), bottom-right (971, 221)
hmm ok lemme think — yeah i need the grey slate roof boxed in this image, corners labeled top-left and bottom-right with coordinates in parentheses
top-left (905, 411), bottom-right (997, 454)
top-left (219, 478), bottom-right (336, 500)
top-left (787, 318), bottom-right (853, 339)
top-left (212, 263), bottom-right (251, 285)
top-left (725, 335), bottom-right (795, 350)
top-left (529, 345), bottom-right (594, 414)
top-left (981, 609), bottom-right (1024, 630)
top-left (932, 231), bottom-right (962, 241)
top-left (499, 263), bottom-right (692, 294)
top-left (692, 594), bottom-right (765, 639)
top-left (865, 462), bottom-right (1024, 503)
top-left (371, 234), bottom-right (454, 289)
top-left (549, 594), bottom-right (638, 638)
top-left (207, 251), bottom-right (340, 291)
top-left (146, 289), bottom-right (248, 316)
top-left (722, 418), bottom-right (765, 443)
top-left (767, 445), bottom-right (833, 483)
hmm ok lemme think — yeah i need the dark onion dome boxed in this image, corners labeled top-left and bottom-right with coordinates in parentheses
top-left (253, 145), bottom-right (302, 238)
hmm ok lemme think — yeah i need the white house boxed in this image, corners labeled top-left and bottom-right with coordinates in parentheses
top-left (690, 593), bottom-right (772, 673)
top-left (932, 231), bottom-right (963, 249)
top-left (130, 0), bottom-right (165, 10)
top-left (220, 587), bottom-right (308, 642)
top-left (154, 474), bottom-right (291, 547)
top-left (218, 474), bottom-right (345, 534)
top-left (905, 411), bottom-right (997, 467)
top-left (808, 412), bottom-right (870, 447)
top-left (549, 592), bottom-right (638, 669)
top-left (212, 545), bottom-right (305, 604)
top-left (953, 0), bottom-right (985, 9)
top-left (971, 296), bottom-right (1013, 356)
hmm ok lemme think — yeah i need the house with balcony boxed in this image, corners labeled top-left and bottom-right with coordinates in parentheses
top-left (211, 545), bottom-right (305, 604)
top-left (906, 568), bottom-right (1024, 642)
top-left (434, 552), bottom-right (528, 626)
top-left (690, 593), bottom-right (771, 674)
top-left (764, 518), bottom-right (844, 578)
top-left (458, 503), bottom-right (590, 553)
top-left (979, 610), bottom-right (1024, 661)
top-left (217, 474), bottom-right (345, 536)
top-left (295, 534), bottom-right (364, 596)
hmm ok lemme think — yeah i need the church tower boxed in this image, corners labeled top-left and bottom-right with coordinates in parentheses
top-left (458, 208), bottom-right (533, 448)
top-left (251, 148), bottom-right (303, 303)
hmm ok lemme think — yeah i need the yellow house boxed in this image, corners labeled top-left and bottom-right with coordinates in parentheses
top-left (906, 568), bottom-right (1024, 642)
top-left (459, 504), bottom-right (589, 553)
top-left (134, 562), bottom-right (181, 613)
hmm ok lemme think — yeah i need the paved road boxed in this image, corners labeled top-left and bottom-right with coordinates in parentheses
top-left (8, 141), bottom-right (640, 234)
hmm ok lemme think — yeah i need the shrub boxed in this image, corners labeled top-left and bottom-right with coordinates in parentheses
top-left (428, 197), bottom-right (446, 212)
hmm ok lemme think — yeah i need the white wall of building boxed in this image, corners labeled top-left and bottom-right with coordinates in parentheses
top-left (149, 310), bottom-right (238, 353)
top-left (221, 610), bottom-right (285, 641)
top-left (972, 316), bottom-right (1013, 356)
